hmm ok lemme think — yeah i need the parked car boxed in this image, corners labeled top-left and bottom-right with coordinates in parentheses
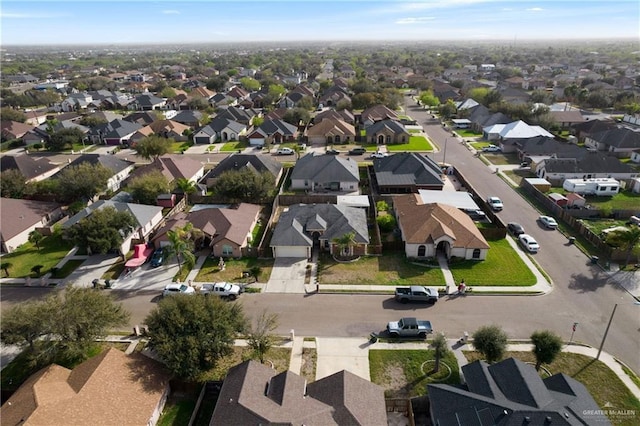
top-left (348, 147), bottom-right (367, 155)
top-left (386, 317), bottom-right (433, 339)
top-left (482, 144), bottom-right (501, 152)
top-left (325, 148), bottom-right (339, 155)
top-left (487, 196), bottom-right (503, 211)
top-left (507, 222), bottom-right (525, 236)
top-left (538, 215), bottom-right (558, 229)
top-left (276, 147), bottom-right (294, 155)
top-left (371, 151), bottom-right (388, 159)
top-left (150, 248), bottom-right (164, 267)
top-left (162, 283), bottom-right (196, 297)
top-left (465, 209), bottom-right (487, 221)
top-left (518, 234), bottom-right (540, 253)
top-left (200, 282), bottom-right (242, 300)
top-left (395, 286), bottom-right (438, 304)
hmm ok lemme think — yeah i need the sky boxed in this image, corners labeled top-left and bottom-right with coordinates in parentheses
top-left (1, 0), bottom-right (638, 46)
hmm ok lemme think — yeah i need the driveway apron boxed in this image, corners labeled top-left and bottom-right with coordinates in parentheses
top-left (264, 257), bottom-right (308, 293)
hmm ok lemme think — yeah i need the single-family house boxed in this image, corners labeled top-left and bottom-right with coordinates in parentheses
top-left (194, 117), bottom-right (246, 144)
top-left (209, 92), bottom-right (236, 107)
top-left (359, 105), bottom-right (398, 126)
top-left (172, 110), bottom-right (204, 128)
top-left (394, 195), bottom-right (490, 260)
top-left (63, 200), bottom-right (163, 254)
top-left (483, 120), bottom-right (554, 145)
top-left (548, 110), bottom-right (585, 128)
top-left (315, 109), bottom-right (355, 125)
top-left (306, 118), bottom-right (356, 145)
top-left (585, 128), bottom-right (640, 158)
top-left (0, 198), bottom-right (64, 253)
top-left (216, 106), bottom-right (260, 126)
top-left (210, 360), bottom-right (386, 426)
top-left (537, 153), bottom-right (639, 185)
top-left (373, 153), bottom-right (444, 193)
top-left (290, 152), bottom-right (359, 192)
top-left (512, 136), bottom-right (586, 162)
top-left (1, 120), bottom-right (35, 141)
top-left (125, 155), bottom-right (204, 186)
top-left (132, 94), bottom-right (166, 111)
top-left (58, 154), bottom-right (135, 192)
top-left (278, 91), bottom-right (309, 108)
top-left (365, 119), bottom-right (410, 145)
top-left (203, 153), bottom-right (283, 187)
top-left (88, 119), bottom-right (142, 145)
top-left (572, 119), bottom-right (617, 142)
top-left (0, 154), bottom-right (60, 183)
top-left (123, 111), bottom-right (157, 126)
top-left (227, 86), bottom-right (250, 101)
top-left (318, 89), bottom-right (351, 108)
top-left (427, 357), bottom-right (610, 426)
top-left (131, 119), bottom-right (191, 143)
top-left (247, 119), bottom-right (298, 146)
top-left (0, 348), bottom-right (171, 426)
top-left (270, 204), bottom-right (369, 258)
top-left (467, 105), bottom-right (511, 133)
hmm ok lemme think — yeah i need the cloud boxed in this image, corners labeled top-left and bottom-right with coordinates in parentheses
top-left (0, 12), bottom-right (68, 19)
top-left (526, 7), bottom-right (544, 12)
top-left (396, 17), bottom-right (436, 25)
top-left (162, 10), bottom-right (180, 15)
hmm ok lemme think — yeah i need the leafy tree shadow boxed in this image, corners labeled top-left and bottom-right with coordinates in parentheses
top-left (568, 268), bottom-right (624, 293)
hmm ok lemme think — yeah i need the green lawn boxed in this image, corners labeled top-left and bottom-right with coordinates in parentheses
top-left (455, 130), bottom-right (482, 138)
top-left (195, 257), bottom-right (274, 283)
top-left (386, 135), bottom-right (433, 152)
top-left (158, 392), bottom-right (198, 426)
top-left (464, 351), bottom-right (640, 426)
top-left (0, 233), bottom-right (74, 278)
top-left (578, 219), bottom-right (630, 236)
top-left (470, 141), bottom-right (491, 150)
top-left (170, 141), bottom-right (192, 153)
top-left (51, 259), bottom-right (85, 279)
top-left (370, 349), bottom-right (461, 397)
top-left (448, 238), bottom-right (537, 286)
top-left (318, 252), bottom-right (446, 286)
top-left (250, 221), bottom-right (266, 247)
top-left (220, 140), bottom-right (248, 152)
top-left (582, 191), bottom-right (640, 211)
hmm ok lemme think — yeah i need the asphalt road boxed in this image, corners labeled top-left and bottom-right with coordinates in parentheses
top-left (3, 101), bottom-right (639, 374)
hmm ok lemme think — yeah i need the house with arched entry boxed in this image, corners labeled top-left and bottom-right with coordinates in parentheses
top-left (306, 118), bottom-right (356, 145)
top-left (394, 195), bottom-right (489, 260)
top-left (364, 119), bottom-right (410, 145)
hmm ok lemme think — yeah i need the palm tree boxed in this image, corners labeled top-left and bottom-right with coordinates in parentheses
top-left (175, 177), bottom-right (197, 206)
top-left (332, 231), bottom-right (356, 258)
top-left (431, 333), bottom-right (449, 373)
top-left (606, 227), bottom-right (640, 267)
top-left (165, 224), bottom-right (197, 274)
top-left (28, 230), bottom-right (44, 251)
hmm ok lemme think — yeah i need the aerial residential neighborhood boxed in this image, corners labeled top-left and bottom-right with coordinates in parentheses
top-left (1, 2), bottom-right (640, 424)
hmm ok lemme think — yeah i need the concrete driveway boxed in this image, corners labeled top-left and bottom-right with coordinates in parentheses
top-left (110, 260), bottom-right (179, 292)
top-left (264, 257), bottom-right (308, 293)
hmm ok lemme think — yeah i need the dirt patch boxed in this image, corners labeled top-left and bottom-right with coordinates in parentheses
top-left (300, 347), bottom-right (317, 383)
top-left (383, 363), bottom-right (410, 398)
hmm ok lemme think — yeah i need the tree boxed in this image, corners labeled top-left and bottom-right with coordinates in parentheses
top-left (0, 286), bottom-right (129, 358)
top-left (283, 108), bottom-right (311, 126)
top-left (211, 169), bottom-right (275, 203)
top-left (47, 127), bottom-right (85, 151)
top-left (206, 76), bottom-right (229, 92)
top-left (0, 169), bottom-right (27, 198)
top-left (175, 177), bottom-right (197, 205)
top-left (133, 135), bottom-right (172, 161)
top-left (606, 227), bottom-right (640, 266)
top-left (472, 325), bottom-right (508, 364)
top-left (240, 76), bottom-right (261, 91)
top-left (419, 90), bottom-right (440, 108)
top-left (431, 332), bottom-right (449, 373)
top-left (376, 214), bottom-right (397, 232)
top-left (1, 261), bottom-right (11, 277)
top-left (439, 99), bottom-right (457, 119)
top-left (160, 86), bottom-right (177, 98)
top-left (78, 115), bottom-right (108, 128)
top-left (126, 170), bottom-right (171, 205)
top-left (64, 206), bottom-right (137, 254)
top-left (55, 162), bottom-right (112, 202)
top-left (530, 330), bottom-right (563, 371)
top-left (333, 231), bottom-right (356, 257)
top-left (246, 310), bottom-right (279, 363)
top-left (0, 107), bottom-right (27, 122)
top-left (145, 294), bottom-right (246, 381)
top-left (28, 230), bottom-right (44, 251)
top-left (165, 224), bottom-right (197, 274)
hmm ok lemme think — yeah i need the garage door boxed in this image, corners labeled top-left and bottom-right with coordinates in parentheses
top-left (249, 138), bottom-right (265, 146)
top-left (274, 246), bottom-right (307, 258)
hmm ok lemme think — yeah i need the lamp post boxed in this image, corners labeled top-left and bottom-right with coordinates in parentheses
top-left (596, 302), bottom-right (640, 360)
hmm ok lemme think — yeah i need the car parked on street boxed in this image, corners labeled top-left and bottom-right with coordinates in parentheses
top-left (518, 234), bottom-right (540, 253)
top-left (538, 215), bottom-right (558, 229)
top-left (348, 147), bottom-right (367, 155)
top-left (325, 148), bottom-right (339, 155)
top-left (487, 196), bottom-right (503, 211)
top-left (482, 144), bottom-right (501, 152)
top-left (200, 282), bottom-right (242, 300)
top-left (162, 283), bottom-right (196, 297)
top-left (371, 151), bottom-right (388, 159)
top-left (507, 222), bottom-right (525, 236)
top-left (276, 147), bottom-right (294, 155)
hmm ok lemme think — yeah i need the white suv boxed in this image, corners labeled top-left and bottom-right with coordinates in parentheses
top-left (162, 283), bottom-right (196, 297)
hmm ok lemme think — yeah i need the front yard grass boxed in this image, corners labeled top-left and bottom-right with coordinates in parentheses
top-left (370, 348), bottom-right (460, 398)
top-left (51, 259), bottom-right (85, 279)
top-left (386, 135), bottom-right (433, 151)
top-left (464, 351), bottom-right (640, 426)
top-left (170, 140), bottom-right (192, 153)
top-left (448, 238), bottom-right (536, 286)
top-left (0, 233), bottom-right (74, 278)
top-left (201, 345), bottom-right (290, 382)
top-left (482, 152), bottom-right (520, 165)
top-left (195, 257), bottom-right (274, 283)
top-left (455, 129), bottom-right (482, 138)
top-left (318, 252), bottom-right (445, 286)
top-left (220, 140), bottom-right (248, 152)
top-left (503, 168), bottom-right (535, 186)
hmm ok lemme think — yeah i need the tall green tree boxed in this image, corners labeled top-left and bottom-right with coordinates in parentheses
top-left (246, 310), bottom-right (280, 363)
top-left (0, 107), bottom-right (27, 122)
top-left (439, 99), bottom-right (457, 119)
top-left (419, 90), bottom-right (440, 108)
top-left (145, 293), bottom-right (246, 381)
top-left (133, 135), bottom-right (172, 161)
top-left (28, 230), bottom-right (44, 251)
top-left (55, 162), bottom-right (112, 202)
top-left (0, 169), bottom-right (27, 198)
top-left (175, 177), bottom-right (197, 206)
top-left (472, 325), bottom-right (508, 364)
top-left (126, 170), bottom-right (170, 205)
top-left (64, 206), bottom-right (136, 254)
top-left (240, 76), bottom-right (261, 91)
top-left (431, 332), bottom-right (449, 373)
top-left (606, 227), bottom-right (640, 266)
top-left (530, 330), bottom-right (563, 371)
top-left (165, 224), bottom-right (197, 274)
top-left (47, 127), bottom-right (85, 151)
top-left (0, 298), bottom-right (57, 352)
top-left (283, 108), bottom-right (311, 126)
top-left (211, 169), bottom-right (275, 203)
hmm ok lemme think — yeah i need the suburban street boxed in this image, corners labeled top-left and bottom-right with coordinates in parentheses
top-left (2, 99), bottom-right (639, 375)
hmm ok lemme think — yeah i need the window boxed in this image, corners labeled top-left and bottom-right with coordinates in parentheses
top-left (222, 245), bottom-right (233, 256)
top-left (472, 249), bottom-right (481, 259)
top-left (418, 245), bottom-right (426, 257)
top-left (334, 135), bottom-right (340, 143)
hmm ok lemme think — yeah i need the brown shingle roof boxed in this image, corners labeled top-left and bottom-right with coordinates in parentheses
top-left (0, 198), bottom-right (60, 241)
top-left (1, 348), bottom-right (171, 426)
top-left (306, 118), bottom-right (355, 138)
top-left (394, 195), bottom-right (490, 249)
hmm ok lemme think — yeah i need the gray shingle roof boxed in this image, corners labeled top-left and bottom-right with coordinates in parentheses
top-left (591, 128), bottom-right (640, 149)
top-left (545, 153), bottom-right (637, 174)
top-left (374, 153), bottom-right (444, 187)
top-left (62, 200), bottom-right (161, 229)
top-left (205, 153), bottom-right (282, 180)
top-left (62, 154), bottom-right (134, 175)
top-left (365, 119), bottom-right (408, 135)
top-left (0, 154), bottom-right (57, 180)
top-left (291, 152), bottom-right (359, 183)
